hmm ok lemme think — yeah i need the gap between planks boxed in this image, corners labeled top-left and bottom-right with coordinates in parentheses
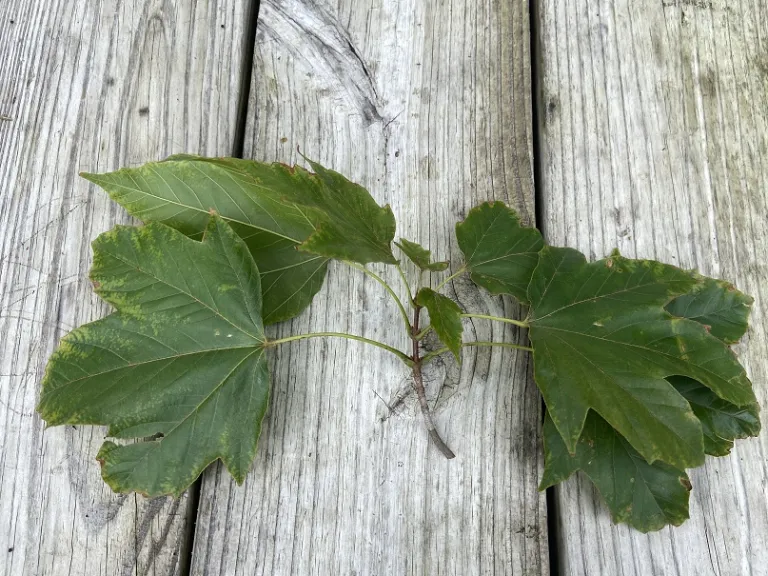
top-left (529, 0), bottom-right (563, 574)
top-left (179, 0), bottom-right (262, 574)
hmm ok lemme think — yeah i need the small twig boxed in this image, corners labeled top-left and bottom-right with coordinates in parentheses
top-left (0, 115), bottom-right (13, 122)
top-left (375, 384), bottom-right (412, 422)
top-left (373, 389), bottom-right (397, 421)
top-left (388, 385), bottom-right (413, 412)
top-left (411, 306), bottom-right (455, 459)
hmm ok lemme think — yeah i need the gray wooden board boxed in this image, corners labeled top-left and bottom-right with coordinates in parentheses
top-left (0, 0), bottom-right (246, 573)
top-left (189, 0), bottom-right (549, 574)
top-left (537, 0), bottom-right (768, 573)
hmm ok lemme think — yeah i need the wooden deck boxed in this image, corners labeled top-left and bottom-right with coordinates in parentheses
top-left (0, 0), bottom-right (765, 574)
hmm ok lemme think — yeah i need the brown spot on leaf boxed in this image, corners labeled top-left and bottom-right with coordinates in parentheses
top-left (680, 477), bottom-right (692, 491)
top-left (606, 259), bottom-right (614, 268)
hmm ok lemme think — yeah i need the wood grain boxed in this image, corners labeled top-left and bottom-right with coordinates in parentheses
top-left (0, 0), bottom-right (246, 574)
top-left (189, 0), bottom-right (548, 574)
top-left (536, 0), bottom-right (768, 573)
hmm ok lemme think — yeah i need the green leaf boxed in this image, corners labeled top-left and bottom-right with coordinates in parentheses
top-left (291, 157), bottom-right (397, 264)
top-left (665, 277), bottom-right (753, 343)
top-left (528, 246), bottom-right (756, 470)
top-left (82, 156), bottom-right (334, 324)
top-left (37, 216), bottom-right (270, 497)
top-left (395, 238), bottom-right (449, 271)
top-left (670, 376), bottom-right (760, 456)
top-left (663, 277), bottom-right (760, 455)
top-left (415, 288), bottom-right (463, 360)
top-left (455, 202), bottom-right (544, 303)
top-left (540, 411), bottom-right (691, 533)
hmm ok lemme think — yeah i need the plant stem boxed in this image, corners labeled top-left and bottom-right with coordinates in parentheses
top-left (464, 341), bottom-right (533, 352)
top-left (267, 332), bottom-right (413, 366)
top-left (414, 324), bottom-right (432, 340)
top-left (422, 341), bottom-right (533, 364)
top-left (395, 263), bottom-right (415, 306)
top-left (434, 266), bottom-right (467, 292)
top-left (346, 261), bottom-right (411, 333)
top-left (460, 313), bottom-right (529, 328)
top-left (421, 347), bottom-right (450, 365)
top-left (411, 306), bottom-right (455, 459)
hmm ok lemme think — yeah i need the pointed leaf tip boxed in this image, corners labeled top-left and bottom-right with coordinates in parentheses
top-left (455, 201), bottom-right (543, 304)
top-left (670, 376), bottom-right (760, 456)
top-left (666, 276), bottom-right (754, 344)
top-left (291, 157), bottom-right (398, 265)
top-left (396, 238), bottom-right (449, 271)
top-left (80, 156), bottom-right (330, 324)
top-left (416, 288), bottom-right (463, 360)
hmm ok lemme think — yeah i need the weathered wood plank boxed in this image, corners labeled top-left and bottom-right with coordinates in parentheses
top-left (537, 0), bottom-right (768, 573)
top-left (0, 1), bottom-right (247, 573)
top-left (190, 0), bottom-right (548, 574)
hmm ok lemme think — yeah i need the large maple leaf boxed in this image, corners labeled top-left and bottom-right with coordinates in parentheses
top-left (38, 216), bottom-right (270, 496)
